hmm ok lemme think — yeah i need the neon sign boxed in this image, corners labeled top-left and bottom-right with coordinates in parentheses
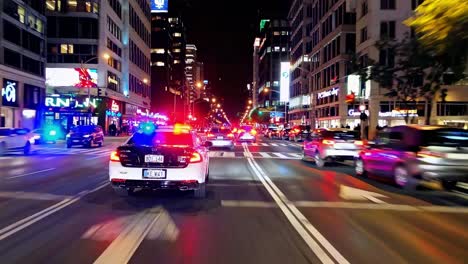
top-left (106, 110), bottom-right (122, 117)
top-left (151, 0), bottom-right (168, 13)
top-left (347, 109), bottom-right (418, 117)
top-left (318, 87), bottom-right (339, 99)
top-left (2, 79), bottom-right (19, 107)
top-left (111, 100), bottom-right (120, 112)
top-left (45, 97), bottom-right (99, 108)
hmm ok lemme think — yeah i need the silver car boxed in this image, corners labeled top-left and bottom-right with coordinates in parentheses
top-left (303, 128), bottom-right (363, 167)
top-left (355, 125), bottom-right (468, 190)
top-left (205, 127), bottom-right (235, 150)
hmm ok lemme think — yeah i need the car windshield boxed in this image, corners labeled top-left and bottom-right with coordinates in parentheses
top-left (210, 128), bottom-right (231, 134)
top-left (0, 129), bottom-right (11, 136)
top-left (128, 131), bottom-right (193, 147)
top-left (71, 126), bottom-right (95, 133)
top-left (324, 131), bottom-right (359, 140)
top-left (421, 128), bottom-right (468, 147)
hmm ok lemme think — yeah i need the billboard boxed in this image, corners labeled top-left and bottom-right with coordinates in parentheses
top-left (280, 62), bottom-right (290, 102)
top-left (151, 0), bottom-right (168, 13)
top-left (46, 68), bottom-right (98, 88)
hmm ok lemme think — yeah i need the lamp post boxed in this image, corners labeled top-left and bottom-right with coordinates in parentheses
top-left (81, 53), bottom-right (109, 124)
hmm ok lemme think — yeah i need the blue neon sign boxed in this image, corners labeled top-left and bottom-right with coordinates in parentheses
top-left (151, 0), bottom-right (168, 13)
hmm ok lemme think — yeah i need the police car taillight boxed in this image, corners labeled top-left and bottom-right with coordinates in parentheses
top-left (110, 151), bottom-right (120, 162)
top-left (190, 151), bottom-right (203, 163)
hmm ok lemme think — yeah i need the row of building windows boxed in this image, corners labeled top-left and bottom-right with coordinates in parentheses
top-left (437, 102), bottom-right (468, 116)
top-left (133, 0), bottom-right (151, 21)
top-left (107, 16), bottom-right (121, 41)
top-left (47, 43), bottom-right (98, 64)
top-left (129, 5), bottom-right (151, 47)
top-left (129, 74), bottom-right (150, 97)
top-left (46, 0), bottom-right (99, 13)
top-left (107, 57), bottom-right (121, 71)
top-left (107, 0), bottom-right (121, 18)
top-left (323, 36), bottom-right (340, 63)
top-left (47, 16), bottom-right (98, 39)
top-left (4, 1), bottom-right (44, 34)
top-left (129, 41), bottom-right (150, 74)
top-left (107, 38), bottom-right (122, 57)
top-left (107, 71), bottom-right (120, 91)
top-left (311, 62), bottom-right (341, 91)
top-left (315, 105), bottom-right (339, 118)
top-left (3, 48), bottom-right (44, 77)
top-left (3, 19), bottom-right (44, 56)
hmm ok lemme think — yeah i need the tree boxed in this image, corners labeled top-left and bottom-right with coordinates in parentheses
top-left (405, 0), bottom-right (468, 57)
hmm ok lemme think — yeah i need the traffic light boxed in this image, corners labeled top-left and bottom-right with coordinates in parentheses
top-left (97, 88), bottom-right (104, 97)
top-left (345, 92), bottom-right (355, 104)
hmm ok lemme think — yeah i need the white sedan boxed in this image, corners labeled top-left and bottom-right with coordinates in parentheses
top-left (0, 128), bottom-right (35, 155)
top-left (109, 124), bottom-right (211, 198)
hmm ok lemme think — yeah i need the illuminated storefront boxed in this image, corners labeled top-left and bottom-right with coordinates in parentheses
top-left (1, 79), bottom-right (19, 127)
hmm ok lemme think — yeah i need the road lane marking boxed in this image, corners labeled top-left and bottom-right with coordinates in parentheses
top-left (7, 168), bottom-right (56, 179)
top-left (222, 200), bottom-right (468, 214)
top-left (258, 152), bottom-right (272, 158)
top-left (251, 143), bottom-right (259, 146)
top-left (272, 153), bottom-right (288, 159)
top-left (339, 185), bottom-right (388, 204)
top-left (93, 207), bottom-right (178, 264)
top-left (0, 182), bottom-right (109, 241)
top-left (222, 152), bottom-right (235, 158)
top-left (270, 143), bottom-right (279, 146)
top-left (0, 191), bottom-right (72, 201)
top-left (457, 182), bottom-right (468, 190)
top-left (261, 143), bottom-right (268, 146)
top-left (243, 143), bottom-right (348, 264)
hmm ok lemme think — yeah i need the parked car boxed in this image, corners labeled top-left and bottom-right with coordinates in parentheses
top-left (289, 125), bottom-right (311, 142)
top-left (0, 128), bottom-right (35, 155)
top-left (66, 125), bottom-right (104, 148)
top-left (355, 125), bottom-right (468, 190)
top-left (302, 128), bottom-right (363, 167)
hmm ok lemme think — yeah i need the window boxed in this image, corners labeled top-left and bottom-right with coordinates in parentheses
top-left (380, 21), bottom-right (396, 39)
top-left (68, 0), bottom-right (77, 10)
top-left (381, 0), bottom-right (396, 9)
top-left (361, 1), bottom-right (368, 17)
top-left (18, 5), bottom-right (25, 23)
top-left (151, 49), bottom-right (165, 54)
top-left (46, 0), bottom-right (61, 11)
top-left (273, 31), bottom-right (280, 36)
top-left (360, 27), bottom-right (368, 43)
top-left (108, 0), bottom-right (122, 18)
top-left (379, 49), bottom-right (395, 67)
top-left (173, 32), bottom-right (181, 37)
top-left (60, 44), bottom-right (74, 54)
top-left (174, 60), bottom-right (180, 64)
top-left (156, 62), bottom-right (165, 66)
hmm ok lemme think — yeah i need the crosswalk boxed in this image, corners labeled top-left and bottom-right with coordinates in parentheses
top-left (209, 151), bottom-right (302, 160)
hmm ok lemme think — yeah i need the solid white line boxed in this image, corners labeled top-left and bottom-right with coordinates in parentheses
top-left (244, 144), bottom-right (349, 264)
top-left (0, 182), bottom-right (109, 241)
top-left (7, 168), bottom-right (56, 179)
top-left (93, 211), bottom-right (162, 264)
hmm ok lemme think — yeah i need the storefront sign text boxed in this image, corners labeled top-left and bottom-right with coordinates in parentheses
top-left (2, 79), bottom-right (19, 107)
top-left (348, 109), bottom-right (418, 118)
top-left (317, 87), bottom-right (339, 99)
top-left (45, 97), bottom-right (99, 109)
top-left (111, 100), bottom-right (120, 112)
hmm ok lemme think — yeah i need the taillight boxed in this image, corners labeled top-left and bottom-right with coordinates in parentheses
top-left (354, 140), bottom-right (364, 146)
top-left (190, 151), bottom-right (203, 163)
top-left (227, 133), bottom-right (234, 138)
top-left (322, 140), bottom-right (335, 145)
top-left (251, 129), bottom-right (257, 135)
top-left (110, 151), bottom-right (120, 161)
top-left (207, 133), bottom-right (215, 138)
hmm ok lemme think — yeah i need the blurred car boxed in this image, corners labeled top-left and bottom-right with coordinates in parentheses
top-left (0, 128), bottom-right (35, 155)
top-left (303, 128), bottom-right (363, 167)
top-left (268, 127), bottom-right (281, 139)
top-left (279, 128), bottom-right (291, 140)
top-left (355, 125), bottom-right (468, 190)
top-left (289, 125), bottom-right (311, 142)
top-left (237, 125), bottom-right (257, 142)
top-left (109, 124), bottom-right (210, 197)
top-left (31, 128), bottom-right (59, 144)
top-left (205, 127), bottom-right (235, 150)
top-left (66, 125), bottom-right (104, 148)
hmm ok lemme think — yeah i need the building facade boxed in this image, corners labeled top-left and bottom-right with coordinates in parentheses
top-left (150, 13), bottom-right (186, 121)
top-left (288, 0), bottom-right (313, 126)
top-left (45, 0), bottom-right (151, 133)
top-left (0, 0), bottom-right (46, 129)
top-left (185, 44), bottom-right (196, 108)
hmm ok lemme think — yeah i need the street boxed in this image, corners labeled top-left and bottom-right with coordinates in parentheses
top-left (0, 137), bottom-right (466, 263)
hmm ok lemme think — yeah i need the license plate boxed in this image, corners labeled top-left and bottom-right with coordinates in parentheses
top-left (144, 155), bottom-right (164, 163)
top-left (217, 136), bottom-right (223, 139)
top-left (73, 140), bottom-right (80, 143)
top-left (143, 169), bottom-right (166, 179)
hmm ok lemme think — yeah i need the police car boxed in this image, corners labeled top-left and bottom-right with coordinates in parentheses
top-left (109, 123), bottom-right (211, 198)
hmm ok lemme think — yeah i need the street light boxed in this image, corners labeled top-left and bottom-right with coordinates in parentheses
top-left (196, 82), bottom-right (203, 88)
top-left (248, 99), bottom-right (252, 104)
top-left (212, 98), bottom-right (216, 103)
top-left (143, 78), bottom-right (148, 84)
top-left (216, 103), bottom-right (221, 108)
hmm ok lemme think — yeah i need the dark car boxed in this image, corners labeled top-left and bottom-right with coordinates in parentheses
top-left (355, 125), bottom-right (468, 190)
top-left (66, 125), bottom-right (104, 148)
top-left (289, 125), bottom-right (311, 142)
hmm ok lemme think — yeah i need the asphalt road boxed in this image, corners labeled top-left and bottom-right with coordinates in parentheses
top-left (0, 136), bottom-right (467, 263)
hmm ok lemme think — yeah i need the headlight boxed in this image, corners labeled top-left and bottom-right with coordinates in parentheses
top-left (49, 130), bottom-right (57, 136)
top-left (83, 134), bottom-right (90, 138)
top-left (29, 138), bottom-right (35, 144)
top-left (66, 134), bottom-right (71, 138)
top-left (33, 135), bottom-right (41, 140)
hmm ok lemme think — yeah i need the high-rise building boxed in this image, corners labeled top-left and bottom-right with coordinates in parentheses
top-left (255, 19), bottom-right (290, 119)
top-left (288, 0), bottom-right (313, 126)
top-left (150, 13), bottom-right (186, 120)
top-left (193, 61), bottom-right (204, 99)
top-left (185, 44), bottom-right (196, 106)
top-left (45, 0), bottom-right (151, 133)
top-left (0, 0), bottom-right (46, 129)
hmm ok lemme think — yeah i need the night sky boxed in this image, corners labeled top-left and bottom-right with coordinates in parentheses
top-left (168, 0), bottom-right (290, 120)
